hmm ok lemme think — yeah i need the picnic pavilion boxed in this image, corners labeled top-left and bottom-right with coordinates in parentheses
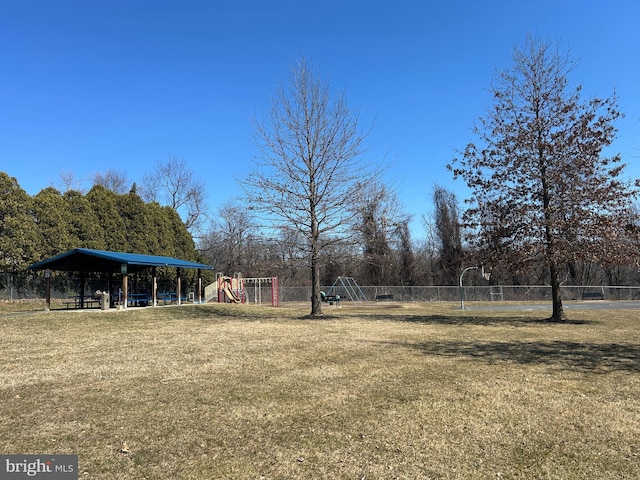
top-left (28, 248), bottom-right (214, 310)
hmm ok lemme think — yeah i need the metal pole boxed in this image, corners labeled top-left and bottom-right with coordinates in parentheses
top-left (459, 267), bottom-right (478, 310)
top-left (45, 270), bottom-right (51, 311)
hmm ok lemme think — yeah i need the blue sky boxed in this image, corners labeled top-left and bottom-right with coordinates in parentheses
top-left (1, 0), bottom-right (639, 238)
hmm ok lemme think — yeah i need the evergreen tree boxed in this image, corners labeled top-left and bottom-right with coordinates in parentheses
top-left (116, 191), bottom-right (154, 253)
top-left (63, 190), bottom-right (101, 249)
top-left (31, 187), bottom-right (73, 260)
top-left (86, 185), bottom-right (128, 251)
top-left (0, 172), bottom-right (35, 271)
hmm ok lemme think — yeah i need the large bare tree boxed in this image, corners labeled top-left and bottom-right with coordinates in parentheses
top-left (449, 35), bottom-right (639, 321)
top-left (244, 57), bottom-right (379, 316)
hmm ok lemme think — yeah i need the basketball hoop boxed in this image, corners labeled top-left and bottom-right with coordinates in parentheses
top-left (481, 265), bottom-right (491, 281)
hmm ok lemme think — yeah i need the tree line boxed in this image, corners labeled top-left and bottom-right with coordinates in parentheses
top-left (3, 163), bottom-right (638, 295)
top-left (0, 174), bottom-right (205, 289)
top-left (198, 188), bottom-right (640, 292)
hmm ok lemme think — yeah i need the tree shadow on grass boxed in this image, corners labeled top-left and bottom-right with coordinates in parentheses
top-left (296, 315), bottom-right (342, 320)
top-left (360, 313), bottom-right (592, 326)
top-left (377, 339), bottom-right (640, 373)
top-left (166, 305), bottom-right (345, 322)
top-left (167, 305), bottom-right (268, 320)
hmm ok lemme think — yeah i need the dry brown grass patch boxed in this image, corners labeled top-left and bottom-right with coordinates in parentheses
top-left (1, 302), bottom-right (639, 478)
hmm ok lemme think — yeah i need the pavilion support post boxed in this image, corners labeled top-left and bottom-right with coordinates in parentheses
top-left (80, 273), bottom-right (86, 309)
top-left (198, 269), bottom-right (202, 304)
top-left (176, 268), bottom-right (182, 306)
top-left (152, 267), bottom-right (158, 307)
top-left (45, 269), bottom-right (51, 311)
top-left (122, 274), bottom-right (128, 309)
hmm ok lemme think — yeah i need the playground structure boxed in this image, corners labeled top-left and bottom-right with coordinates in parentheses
top-left (323, 276), bottom-right (369, 305)
top-left (206, 273), bottom-right (280, 306)
top-left (218, 275), bottom-right (243, 303)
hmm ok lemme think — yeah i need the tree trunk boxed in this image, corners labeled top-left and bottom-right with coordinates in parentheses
top-left (540, 156), bottom-right (566, 322)
top-left (310, 247), bottom-right (323, 316)
top-left (549, 263), bottom-right (566, 321)
top-left (310, 214), bottom-right (323, 317)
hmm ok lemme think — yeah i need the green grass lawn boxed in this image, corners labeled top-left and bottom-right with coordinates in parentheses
top-left (1, 302), bottom-right (639, 479)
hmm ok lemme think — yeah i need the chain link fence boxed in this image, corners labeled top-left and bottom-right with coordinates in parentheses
top-left (278, 285), bottom-right (640, 303)
top-left (2, 272), bottom-right (640, 304)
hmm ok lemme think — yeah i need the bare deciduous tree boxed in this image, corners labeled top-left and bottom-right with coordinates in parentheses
top-left (199, 201), bottom-right (256, 274)
top-left (140, 156), bottom-right (207, 232)
top-left (449, 35), bottom-right (639, 321)
top-left (55, 171), bottom-right (84, 193)
top-left (392, 217), bottom-right (417, 286)
top-left (356, 182), bottom-right (394, 285)
top-left (91, 169), bottom-right (129, 194)
top-left (432, 185), bottom-right (462, 285)
top-left (353, 181), bottom-right (410, 285)
top-left (243, 57), bottom-right (380, 316)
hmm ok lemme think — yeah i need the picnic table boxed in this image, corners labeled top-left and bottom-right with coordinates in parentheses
top-left (127, 293), bottom-right (151, 307)
top-left (157, 292), bottom-right (186, 304)
top-left (64, 295), bottom-right (101, 309)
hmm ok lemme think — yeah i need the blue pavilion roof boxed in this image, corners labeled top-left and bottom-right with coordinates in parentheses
top-left (28, 248), bottom-right (213, 273)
